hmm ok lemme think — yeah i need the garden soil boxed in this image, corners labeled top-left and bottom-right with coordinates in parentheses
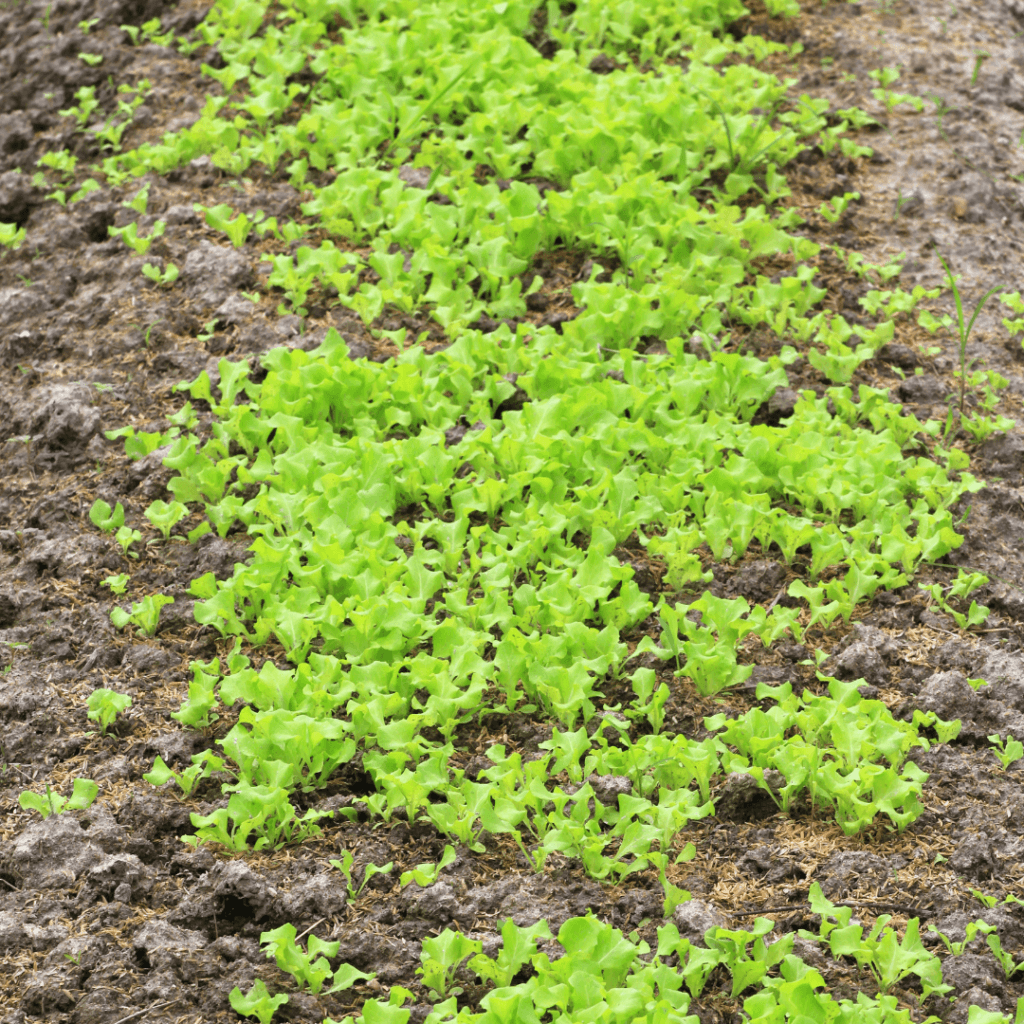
top-left (4, 0), bottom-right (1024, 1021)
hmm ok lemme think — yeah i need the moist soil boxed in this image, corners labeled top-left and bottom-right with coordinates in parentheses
top-left (3, 0), bottom-right (1024, 1022)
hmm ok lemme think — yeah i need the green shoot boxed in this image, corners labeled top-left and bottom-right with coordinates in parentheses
top-left (933, 249), bottom-right (1003, 413)
top-left (87, 689), bottom-right (132, 735)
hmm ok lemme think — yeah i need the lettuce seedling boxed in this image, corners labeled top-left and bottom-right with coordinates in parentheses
top-left (418, 928), bottom-right (483, 998)
top-left (101, 573), bottom-right (130, 595)
top-left (261, 923), bottom-right (342, 994)
top-left (819, 191), bottom-right (860, 224)
top-left (144, 499), bottom-right (189, 540)
top-left (185, 782), bottom-right (332, 851)
top-left (144, 751), bottom-right (232, 798)
top-left (195, 202), bottom-right (263, 247)
top-left (986, 931), bottom-right (1024, 980)
top-left (928, 918), bottom-right (995, 955)
top-left (19, 779), bottom-right (98, 819)
top-left (330, 850), bottom-right (394, 900)
top-left (90, 499), bottom-right (125, 533)
top-left (107, 219), bottom-right (166, 255)
top-left (468, 919), bottom-right (552, 989)
top-left (170, 658), bottom-right (221, 729)
top-left (400, 844), bottom-right (457, 888)
top-left (989, 733), bottom-right (1024, 771)
top-left (114, 525), bottom-right (142, 558)
top-left (141, 262), bottom-right (179, 287)
top-left (647, 847), bottom-right (694, 917)
top-left (110, 594), bottom-right (174, 636)
top-left (0, 221), bottom-right (26, 249)
top-left (805, 883), bottom-right (949, 996)
top-left (229, 979), bottom-right (288, 1024)
top-left (87, 688), bottom-right (131, 735)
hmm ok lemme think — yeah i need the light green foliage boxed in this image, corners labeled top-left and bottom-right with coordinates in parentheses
top-left (145, 499), bottom-right (189, 539)
top-left (38, 150), bottom-right (77, 179)
top-left (346, 911), bottom-right (955, 1024)
top-left (803, 883), bottom-right (950, 997)
top-left (972, 891), bottom-right (1024, 910)
top-left (260, 922), bottom-right (374, 994)
top-left (142, 261), bottom-right (179, 286)
top-left (330, 850), bottom-right (394, 900)
top-left (108, 219), bottom-right (166, 255)
top-left (89, 499), bottom-right (125, 533)
top-left (60, 85), bottom-right (99, 128)
top-left (19, 779), bottom-right (98, 818)
top-left (114, 524), bottom-right (142, 558)
top-left (110, 593), bottom-right (174, 635)
top-left (648, 843), bottom-right (696, 916)
top-left (868, 66), bottom-right (925, 116)
top-left (919, 569), bottom-right (990, 629)
top-left (707, 677), bottom-right (947, 834)
top-left (83, 0), bottom-right (978, 916)
top-left (818, 190), bottom-right (860, 223)
top-left (986, 930), bottom-right (1024, 979)
top-left (419, 929), bottom-right (483, 998)
top-left (955, 370), bottom-right (1016, 441)
top-left (989, 733), bottom-right (1024, 771)
top-left (101, 573), bottom-right (130, 595)
top-left (400, 845), bottom-right (457, 887)
top-left (229, 979), bottom-right (288, 1024)
top-left (0, 221), bottom-right (25, 248)
top-left (968, 1002), bottom-right (1024, 1024)
top-left (469, 919), bottom-right (552, 989)
top-left (928, 918), bottom-right (995, 954)
top-left (144, 750), bottom-right (233, 798)
top-left (184, 781), bottom-right (333, 851)
top-left (195, 202), bottom-right (266, 247)
top-left (87, 688), bottom-right (132, 734)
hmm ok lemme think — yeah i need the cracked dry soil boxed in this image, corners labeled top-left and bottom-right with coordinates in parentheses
top-left (5, 0), bottom-right (1024, 1022)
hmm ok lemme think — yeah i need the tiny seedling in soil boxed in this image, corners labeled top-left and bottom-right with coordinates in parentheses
top-left (933, 247), bottom-right (1003, 413)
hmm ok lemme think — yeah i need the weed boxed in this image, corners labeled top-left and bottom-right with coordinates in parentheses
top-left (971, 49), bottom-right (990, 85)
top-left (933, 248), bottom-right (1003, 413)
top-left (928, 95), bottom-right (957, 140)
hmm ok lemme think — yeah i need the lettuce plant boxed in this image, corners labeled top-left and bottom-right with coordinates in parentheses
top-left (89, 499), bottom-right (125, 533)
top-left (399, 845), bottom-right (457, 888)
top-left (260, 923), bottom-right (373, 994)
top-left (329, 851), bottom-right (394, 900)
top-left (144, 751), bottom-right (232, 798)
top-left (418, 929), bottom-right (482, 999)
top-left (86, 688), bottom-right (131, 735)
top-left (989, 733), bottom-right (1024, 771)
top-left (19, 779), bottom-right (98, 819)
top-left (110, 594), bottom-right (174, 636)
top-left (229, 980), bottom-right (288, 1024)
